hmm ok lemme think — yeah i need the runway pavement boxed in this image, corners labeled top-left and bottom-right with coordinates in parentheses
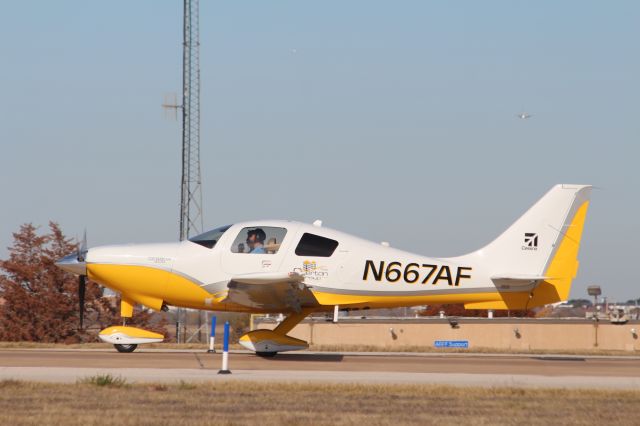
top-left (1, 349), bottom-right (639, 389)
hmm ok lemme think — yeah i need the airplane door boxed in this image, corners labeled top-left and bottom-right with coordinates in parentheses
top-left (221, 224), bottom-right (299, 275)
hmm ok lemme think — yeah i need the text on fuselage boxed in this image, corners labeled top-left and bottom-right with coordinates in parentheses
top-left (362, 260), bottom-right (472, 286)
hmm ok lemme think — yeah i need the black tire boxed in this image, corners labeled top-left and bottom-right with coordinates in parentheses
top-left (114, 344), bottom-right (138, 353)
top-left (256, 351), bottom-right (277, 358)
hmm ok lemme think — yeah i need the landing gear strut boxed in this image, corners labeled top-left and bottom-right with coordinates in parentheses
top-left (239, 309), bottom-right (313, 356)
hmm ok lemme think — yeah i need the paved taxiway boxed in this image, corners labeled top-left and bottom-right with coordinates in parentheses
top-left (1, 349), bottom-right (639, 389)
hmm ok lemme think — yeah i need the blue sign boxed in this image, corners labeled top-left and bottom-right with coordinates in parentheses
top-left (434, 340), bottom-right (469, 348)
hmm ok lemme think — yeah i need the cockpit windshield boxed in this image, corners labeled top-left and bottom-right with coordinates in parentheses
top-left (188, 225), bottom-right (232, 249)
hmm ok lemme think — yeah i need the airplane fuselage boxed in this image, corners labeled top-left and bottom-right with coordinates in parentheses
top-left (56, 184), bottom-right (592, 353)
top-left (85, 221), bottom-right (496, 314)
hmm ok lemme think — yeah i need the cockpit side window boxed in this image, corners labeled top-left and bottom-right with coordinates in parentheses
top-left (295, 233), bottom-right (339, 257)
top-left (189, 225), bottom-right (232, 249)
top-left (230, 227), bottom-right (287, 254)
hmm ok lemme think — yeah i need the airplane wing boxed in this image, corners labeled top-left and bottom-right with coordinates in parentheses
top-left (223, 271), bottom-right (320, 312)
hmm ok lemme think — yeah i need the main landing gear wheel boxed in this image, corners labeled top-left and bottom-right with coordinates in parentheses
top-left (256, 351), bottom-right (277, 358)
top-left (114, 344), bottom-right (138, 353)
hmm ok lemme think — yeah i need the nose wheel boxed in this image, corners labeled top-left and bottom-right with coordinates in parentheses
top-left (114, 344), bottom-right (138, 353)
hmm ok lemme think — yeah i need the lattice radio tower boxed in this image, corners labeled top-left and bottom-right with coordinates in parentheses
top-left (164, 0), bottom-right (203, 343)
top-left (179, 0), bottom-right (203, 242)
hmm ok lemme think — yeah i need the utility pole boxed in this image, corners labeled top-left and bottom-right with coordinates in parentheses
top-left (165, 0), bottom-right (203, 343)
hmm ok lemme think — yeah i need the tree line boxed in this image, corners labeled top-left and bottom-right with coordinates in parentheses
top-left (0, 223), bottom-right (163, 342)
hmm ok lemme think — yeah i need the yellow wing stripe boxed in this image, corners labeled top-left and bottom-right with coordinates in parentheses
top-left (312, 290), bottom-right (505, 309)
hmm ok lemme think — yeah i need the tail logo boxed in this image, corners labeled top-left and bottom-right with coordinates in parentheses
top-left (523, 233), bottom-right (538, 250)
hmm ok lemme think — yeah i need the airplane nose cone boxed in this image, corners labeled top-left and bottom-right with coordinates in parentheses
top-left (55, 253), bottom-right (87, 276)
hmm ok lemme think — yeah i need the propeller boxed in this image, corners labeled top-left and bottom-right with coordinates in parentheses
top-left (77, 230), bottom-right (88, 330)
top-left (79, 275), bottom-right (86, 329)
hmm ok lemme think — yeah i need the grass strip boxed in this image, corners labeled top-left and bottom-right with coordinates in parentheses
top-left (0, 378), bottom-right (639, 425)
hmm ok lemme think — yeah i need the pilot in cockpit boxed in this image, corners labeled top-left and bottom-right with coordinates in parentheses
top-left (246, 228), bottom-right (266, 254)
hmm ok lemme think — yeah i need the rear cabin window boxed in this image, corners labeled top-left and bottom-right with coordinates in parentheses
top-left (230, 227), bottom-right (287, 254)
top-left (295, 233), bottom-right (339, 257)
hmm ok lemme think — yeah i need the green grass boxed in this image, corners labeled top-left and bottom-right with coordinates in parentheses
top-left (77, 374), bottom-right (128, 388)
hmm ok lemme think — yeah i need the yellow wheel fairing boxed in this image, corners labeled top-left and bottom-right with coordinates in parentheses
top-left (239, 312), bottom-right (312, 353)
top-left (239, 329), bottom-right (308, 352)
top-left (100, 326), bottom-right (164, 340)
top-left (99, 326), bottom-right (164, 344)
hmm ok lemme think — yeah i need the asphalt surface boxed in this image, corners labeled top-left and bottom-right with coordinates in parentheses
top-left (1, 349), bottom-right (639, 388)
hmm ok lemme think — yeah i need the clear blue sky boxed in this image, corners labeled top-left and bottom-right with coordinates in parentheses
top-left (0, 1), bottom-right (638, 301)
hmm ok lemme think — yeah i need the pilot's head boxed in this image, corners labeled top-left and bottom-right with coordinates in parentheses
top-left (246, 228), bottom-right (266, 248)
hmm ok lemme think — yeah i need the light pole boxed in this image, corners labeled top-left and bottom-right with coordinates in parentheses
top-left (587, 285), bottom-right (602, 347)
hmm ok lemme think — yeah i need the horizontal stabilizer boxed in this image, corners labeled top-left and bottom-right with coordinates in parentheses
top-left (490, 274), bottom-right (547, 293)
top-left (491, 274), bottom-right (547, 284)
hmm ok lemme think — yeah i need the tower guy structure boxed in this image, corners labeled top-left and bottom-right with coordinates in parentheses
top-left (179, 0), bottom-right (203, 242)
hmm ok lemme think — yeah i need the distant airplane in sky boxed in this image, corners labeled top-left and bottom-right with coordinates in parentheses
top-left (516, 112), bottom-right (533, 119)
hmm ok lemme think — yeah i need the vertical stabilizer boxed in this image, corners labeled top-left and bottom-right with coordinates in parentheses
top-left (467, 184), bottom-right (592, 308)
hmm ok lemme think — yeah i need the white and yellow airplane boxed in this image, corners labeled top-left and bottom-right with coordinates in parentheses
top-left (56, 184), bottom-right (591, 355)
